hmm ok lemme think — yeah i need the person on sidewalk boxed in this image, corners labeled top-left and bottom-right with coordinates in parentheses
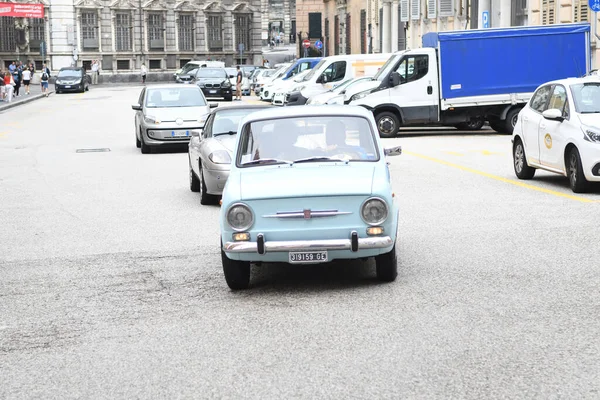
top-left (40, 65), bottom-right (50, 97)
top-left (91, 60), bottom-right (99, 85)
top-left (21, 67), bottom-right (31, 94)
top-left (141, 63), bottom-right (147, 84)
top-left (13, 66), bottom-right (22, 97)
top-left (3, 72), bottom-right (14, 103)
top-left (235, 66), bottom-right (243, 101)
top-left (0, 71), bottom-right (5, 101)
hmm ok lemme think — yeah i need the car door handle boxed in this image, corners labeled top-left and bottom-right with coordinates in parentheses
top-left (427, 85), bottom-right (433, 95)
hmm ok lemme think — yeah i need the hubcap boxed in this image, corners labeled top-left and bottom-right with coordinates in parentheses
top-left (569, 153), bottom-right (578, 186)
top-left (514, 144), bottom-right (524, 173)
top-left (199, 165), bottom-right (203, 195)
top-left (378, 117), bottom-right (395, 134)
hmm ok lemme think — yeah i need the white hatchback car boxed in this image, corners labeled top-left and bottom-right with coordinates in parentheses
top-left (512, 76), bottom-right (600, 193)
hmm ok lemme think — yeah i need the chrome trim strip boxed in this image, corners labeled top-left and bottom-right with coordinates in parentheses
top-left (223, 236), bottom-right (393, 253)
top-left (262, 210), bottom-right (353, 218)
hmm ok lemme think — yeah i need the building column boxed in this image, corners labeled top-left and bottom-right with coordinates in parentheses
top-left (391, 0), bottom-right (399, 52)
top-left (382, 0), bottom-right (392, 53)
top-left (478, 0), bottom-right (491, 28)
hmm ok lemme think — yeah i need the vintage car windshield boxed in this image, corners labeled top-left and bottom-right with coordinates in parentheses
top-left (145, 87), bottom-right (207, 108)
top-left (237, 116), bottom-right (379, 167)
top-left (570, 83), bottom-right (600, 113)
top-left (213, 109), bottom-right (265, 136)
top-left (196, 68), bottom-right (227, 79)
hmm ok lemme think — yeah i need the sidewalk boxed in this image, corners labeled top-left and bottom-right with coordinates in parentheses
top-left (0, 82), bottom-right (53, 112)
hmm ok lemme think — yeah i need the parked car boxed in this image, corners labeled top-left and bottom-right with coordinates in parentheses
top-left (306, 76), bottom-right (374, 105)
top-left (173, 60), bottom-right (225, 81)
top-left (219, 105), bottom-right (402, 290)
top-left (512, 76), bottom-right (600, 193)
top-left (54, 67), bottom-right (90, 93)
top-left (193, 68), bottom-right (233, 101)
top-left (251, 69), bottom-right (275, 94)
top-left (188, 105), bottom-right (272, 204)
top-left (131, 84), bottom-right (216, 154)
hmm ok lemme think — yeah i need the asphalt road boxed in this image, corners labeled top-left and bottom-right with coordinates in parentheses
top-left (1, 86), bottom-right (599, 399)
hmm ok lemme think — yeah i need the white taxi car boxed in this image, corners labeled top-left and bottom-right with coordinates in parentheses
top-left (512, 76), bottom-right (600, 193)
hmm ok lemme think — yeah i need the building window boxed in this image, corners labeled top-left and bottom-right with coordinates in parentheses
top-left (207, 14), bottom-right (223, 51)
top-left (234, 13), bottom-right (251, 53)
top-left (178, 13), bottom-right (194, 51)
top-left (179, 58), bottom-right (190, 68)
top-left (29, 17), bottom-right (45, 50)
top-left (115, 13), bottom-right (132, 51)
top-left (149, 59), bottom-right (161, 69)
top-left (511, 0), bottom-right (528, 26)
top-left (541, 0), bottom-right (556, 25)
top-left (334, 15), bottom-right (339, 55)
top-left (81, 11), bottom-right (99, 49)
top-left (117, 60), bottom-right (130, 70)
top-left (308, 12), bottom-right (321, 39)
top-left (574, 0), bottom-right (589, 22)
top-left (148, 13), bottom-right (164, 50)
top-left (360, 10), bottom-right (366, 54)
top-left (345, 14), bottom-right (351, 55)
top-left (0, 16), bottom-right (15, 52)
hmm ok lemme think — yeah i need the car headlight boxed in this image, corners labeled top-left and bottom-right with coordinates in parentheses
top-left (360, 197), bottom-right (388, 226)
top-left (208, 150), bottom-right (231, 164)
top-left (226, 203), bottom-right (254, 231)
top-left (74, 79), bottom-right (82, 84)
top-left (326, 95), bottom-right (344, 105)
top-left (582, 125), bottom-right (600, 143)
top-left (222, 80), bottom-right (231, 88)
top-left (144, 116), bottom-right (160, 124)
top-left (350, 90), bottom-right (371, 102)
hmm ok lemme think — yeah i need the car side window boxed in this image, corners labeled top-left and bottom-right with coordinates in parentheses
top-left (138, 88), bottom-right (145, 105)
top-left (322, 61), bottom-right (347, 83)
top-left (395, 55), bottom-right (428, 84)
top-left (530, 85), bottom-right (552, 113)
top-left (548, 85), bottom-right (569, 119)
top-left (203, 115), bottom-right (214, 139)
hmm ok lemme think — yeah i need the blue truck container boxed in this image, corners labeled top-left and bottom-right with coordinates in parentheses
top-left (422, 23), bottom-right (590, 100)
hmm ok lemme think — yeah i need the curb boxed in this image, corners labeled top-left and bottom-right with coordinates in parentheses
top-left (0, 90), bottom-right (55, 112)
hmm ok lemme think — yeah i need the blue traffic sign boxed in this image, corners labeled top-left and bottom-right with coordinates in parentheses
top-left (482, 11), bottom-right (490, 28)
top-left (590, 0), bottom-right (600, 12)
top-left (314, 40), bottom-right (323, 50)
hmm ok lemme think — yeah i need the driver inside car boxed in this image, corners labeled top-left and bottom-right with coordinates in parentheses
top-left (324, 120), bottom-right (367, 159)
top-left (254, 120), bottom-right (302, 161)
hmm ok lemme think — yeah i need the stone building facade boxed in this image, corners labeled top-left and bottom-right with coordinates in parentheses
top-left (1, 0), bottom-right (264, 77)
top-left (262, 0), bottom-right (296, 44)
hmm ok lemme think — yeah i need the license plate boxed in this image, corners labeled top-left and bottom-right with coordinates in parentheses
top-left (171, 130), bottom-right (189, 137)
top-left (65, 85), bottom-right (71, 88)
top-left (209, 90), bottom-right (217, 94)
top-left (289, 251), bottom-right (328, 264)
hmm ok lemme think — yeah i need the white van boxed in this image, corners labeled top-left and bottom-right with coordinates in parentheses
top-left (174, 60), bottom-right (226, 80)
top-left (285, 53), bottom-right (392, 106)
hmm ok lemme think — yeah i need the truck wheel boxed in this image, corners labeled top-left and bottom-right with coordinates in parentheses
top-left (513, 138), bottom-right (535, 180)
top-left (504, 108), bottom-right (521, 135)
top-left (376, 111), bottom-right (400, 138)
top-left (221, 240), bottom-right (251, 290)
top-left (456, 118), bottom-right (484, 131)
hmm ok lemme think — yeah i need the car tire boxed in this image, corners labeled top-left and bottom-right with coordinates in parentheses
top-left (567, 147), bottom-right (590, 193)
top-left (136, 133), bottom-right (141, 148)
top-left (56, 90), bottom-right (61, 94)
top-left (85, 84), bottom-right (89, 92)
top-left (221, 239), bottom-right (251, 290)
top-left (376, 111), bottom-right (400, 138)
top-left (489, 119), bottom-right (507, 134)
top-left (456, 118), bottom-right (485, 131)
top-left (504, 108), bottom-right (521, 135)
top-left (189, 159), bottom-right (200, 192)
top-left (375, 244), bottom-right (398, 282)
top-left (140, 132), bottom-right (151, 154)
top-left (513, 138), bottom-right (535, 180)
top-left (224, 95), bottom-right (233, 102)
top-left (199, 161), bottom-right (218, 205)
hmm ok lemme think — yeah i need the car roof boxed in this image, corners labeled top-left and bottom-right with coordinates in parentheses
top-left (145, 84), bottom-right (202, 90)
top-left (59, 67), bottom-right (83, 70)
top-left (212, 105), bottom-right (272, 113)
top-left (541, 75), bottom-right (600, 87)
top-left (240, 105), bottom-right (373, 122)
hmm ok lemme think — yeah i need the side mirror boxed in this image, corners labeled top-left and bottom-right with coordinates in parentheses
top-left (191, 130), bottom-right (200, 137)
top-left (321, 75), bottom-right (328, 84)
top-left (209, 103), bottom-right (218, 109)
top-left (389, 72), bottom-right (401, 87)
top-left (228, 74), bottom-right (235, 78)
top-left (542, 108), bottom-right (564, 121)
top-left (384, 146), bottom-right (402, 157)
top-left (131, 104), bottom-right (142, 111)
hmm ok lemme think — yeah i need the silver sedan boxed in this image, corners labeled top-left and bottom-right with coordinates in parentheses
top-left (132, 84), bottom-right (216, 154)
top-left (188, 105), bottom-right (271, 204)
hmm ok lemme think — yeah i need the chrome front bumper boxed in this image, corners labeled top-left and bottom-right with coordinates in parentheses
top-left (224, 236), bottom-right (393, 253)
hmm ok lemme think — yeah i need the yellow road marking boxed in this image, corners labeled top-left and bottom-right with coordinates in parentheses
top-left (405, 151), bottom-right (599, 203)
top-left (478, 150), bottom-right (503, 156)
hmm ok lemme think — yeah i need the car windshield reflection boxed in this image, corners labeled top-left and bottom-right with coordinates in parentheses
top-left (571, 83), bottom-right (600, 113)
top-left (237, 116), bottom-right (380, 167)
top-left (145, 87), bottom-right (207, 108)
top-left (213, 109), bottom-right (266, 136)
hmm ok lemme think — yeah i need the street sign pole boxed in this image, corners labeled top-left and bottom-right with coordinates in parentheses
top-left (590, 1), bottom-right (600, 72)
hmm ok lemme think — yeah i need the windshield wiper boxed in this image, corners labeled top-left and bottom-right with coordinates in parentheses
top-left (580, 111), bottom-right (600, 113)
top-left (293, 156), bottom-right (346, 164)
top-left (243, 158), bottom-right (291, 166)
top-left (214, 131), bottom-right (237, 136)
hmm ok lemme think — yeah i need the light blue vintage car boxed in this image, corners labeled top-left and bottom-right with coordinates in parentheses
top-left (219, 105), bottom-right (402, 290)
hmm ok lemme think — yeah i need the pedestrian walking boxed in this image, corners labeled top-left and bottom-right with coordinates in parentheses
top-left (91, 60), bottom-right (99, 85)
top-left (21, 67), bottom-right (31, 94)
top-left (13, 66), bottom-right (22, 97)
top-left (141, 63), bottom-right (147, 84)
top-left (235, 65), bottom-right (243, 100)
top-left (4, 72), bottom-right (14, 102)
top-left (40, 64), bottom-right (50, 97)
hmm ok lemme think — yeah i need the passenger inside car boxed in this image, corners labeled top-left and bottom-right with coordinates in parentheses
top-left (325, 120), bottom-right (369, 158)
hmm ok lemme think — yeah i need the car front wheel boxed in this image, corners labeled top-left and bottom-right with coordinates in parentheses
top-left (567, 147), bottom-right (590, 193)
top-left (221, 240), bottom-right (251, 290)
top-left (375, 244), bottom-right (398, 282)
top-left (199, 161), bottom-right (219, 205)
top-left (513, 138), bottom-right (535, 179)
top-left (189, 160), bottom-right (200, 192)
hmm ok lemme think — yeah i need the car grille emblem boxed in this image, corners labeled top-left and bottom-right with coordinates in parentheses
top-left (303, 209), bottom-right (311, 219)
top-left (176, 118), bottom-right (183, 125)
